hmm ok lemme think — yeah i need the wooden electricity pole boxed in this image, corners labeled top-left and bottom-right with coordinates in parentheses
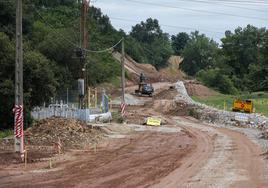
top-left (121, 38), bottom-right (125, 104)
top-left (15, 0), bottom-right (23, 153)
top-left (80, 0), bottom-right (89, 50)
top-left (79, 0), bottom-right (89, 108)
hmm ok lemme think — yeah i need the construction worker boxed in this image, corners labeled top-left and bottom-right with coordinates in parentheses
top-left (139, 73), bottom-right (146, 91)
top-left (140, 73), bottom-right (146, 83)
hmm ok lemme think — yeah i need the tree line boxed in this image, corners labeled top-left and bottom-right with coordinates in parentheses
top-left (0, 0), bottom-right (267, 129)
top-left (176, 26), bottom-right (268, 94)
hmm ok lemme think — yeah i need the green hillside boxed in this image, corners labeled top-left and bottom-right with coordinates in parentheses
top-left (0, 0), bottom-right (267, 129)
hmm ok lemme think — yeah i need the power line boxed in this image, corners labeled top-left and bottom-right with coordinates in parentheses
top-left (34, 7), bottom-right (123, 53)
top-left (123, 0), bottom-right (268, 21)
top-left (1, 2), bottom-right (121, 54)
top-left (195, 0), bottom-right (268, 5)
top-left (175, 0), bottom-right (268, 12)
top-left (84, 38), bottom-right (123, 53)
top-left (110, 17), bottom-right (225, 35)
top-left (34, 8), bottom-right (81, 48)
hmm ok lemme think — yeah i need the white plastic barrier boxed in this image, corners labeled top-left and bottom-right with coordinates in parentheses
top-left (89, 112), bottom-right (112, 123)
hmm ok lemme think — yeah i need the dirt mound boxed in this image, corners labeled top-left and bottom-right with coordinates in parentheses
top-left (153, 87), bottom-right (178, 100)
top-left (184, 80), bottom-right (216, 96)
top-left (25, 117), bottom-right (104, 149)
top-left (159, 56), bottom-right (186, 81)
top-left (152, 100), bottom-right (176, 114)
top-left (113, 52), bottom-right (159, 82)
top-left (113, 52), bottom-right (183, 83)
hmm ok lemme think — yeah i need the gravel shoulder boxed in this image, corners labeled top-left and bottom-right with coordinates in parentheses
top-left (153, 116), bottom-right (268, 188)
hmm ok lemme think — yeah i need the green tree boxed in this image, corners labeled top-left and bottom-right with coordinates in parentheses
top-left (171, 32), bottom-right (190, 55)
top-left (221, 25), bottom-right (267, 91)
top-left (23, 51), bottom-right (59, 106)
top-left (0, 1), bottom-right (16, 37)
top-left (128, 18), bottom-right (173, 68)
top-left (130, 18), bottom-right (162, 44)
top-left (0, 32), bottom-right (59, 129)
top-left (181, 31), bottom-right (218, 76)
top-left (197, 69), bottom-right (237, 94)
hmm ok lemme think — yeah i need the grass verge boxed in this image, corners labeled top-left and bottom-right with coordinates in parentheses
top-left (192, 92), bottom-right (268, 116)
top-left (0, 129), bottom-right (13, 139)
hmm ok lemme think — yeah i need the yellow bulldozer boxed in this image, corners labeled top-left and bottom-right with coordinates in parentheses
top-left (232, 99), bottom-right (253, 113)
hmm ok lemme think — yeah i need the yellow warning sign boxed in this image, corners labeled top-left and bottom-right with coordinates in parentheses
top-left (146, 117), bottom-right (161, 126)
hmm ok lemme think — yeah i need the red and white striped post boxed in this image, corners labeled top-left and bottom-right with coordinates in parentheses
top-left (14, 105), bottom-right (24, 156)
top-left (120, 103), bottom-right (126, 117)
top-left (14, 0), bottom-right (24, 157)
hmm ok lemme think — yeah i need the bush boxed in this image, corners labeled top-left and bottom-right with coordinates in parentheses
top-left (187, 108), bottom-right (200, 119)
top-left (111, 111), bottom-right (124, 123)
top-left (0, 129), bottom-right (12, 138)
top-left (197, 69), bottom-right (238, 94)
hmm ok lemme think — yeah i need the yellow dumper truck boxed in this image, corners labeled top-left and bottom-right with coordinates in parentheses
top-left (232, 99), bottom-right (253, 113)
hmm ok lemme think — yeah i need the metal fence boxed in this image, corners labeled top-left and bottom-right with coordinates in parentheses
top-left (31, 106), bottom-right (101, 120)
top-left (31, 89), bottom-right (110, 122)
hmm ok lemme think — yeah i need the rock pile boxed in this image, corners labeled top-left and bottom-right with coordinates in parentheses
top-left (261, 131), bottom-right (268, 140)
top-left (25, 117), bottom-right (104, 149)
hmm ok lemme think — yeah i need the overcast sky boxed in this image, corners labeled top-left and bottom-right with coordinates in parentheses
top-left (93, 0), bottom-right (268, 42)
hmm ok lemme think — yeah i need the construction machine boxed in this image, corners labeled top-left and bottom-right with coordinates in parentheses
top-left (232, 99), bottom-right (253, 113)
top-left (135, 73), bottom-right (154, 97)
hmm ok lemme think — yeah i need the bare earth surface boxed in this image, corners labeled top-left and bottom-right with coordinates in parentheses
top-left (1, 117), bottom-right (267, 188)
top-left (0, 82), bottom-right (267, 188)
top-left (0, 127), bottom-right (195, 188)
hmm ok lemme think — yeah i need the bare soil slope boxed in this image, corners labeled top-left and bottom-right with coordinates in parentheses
top-left (113, 53), bottom-right (185, 84)
top-left (184, 80), bottom-right (216, 96)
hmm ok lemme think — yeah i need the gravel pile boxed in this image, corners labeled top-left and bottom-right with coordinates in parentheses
top-left (25, 117), bottom-right (104, 149)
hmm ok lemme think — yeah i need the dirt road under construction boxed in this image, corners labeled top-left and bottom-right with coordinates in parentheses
top-left (0, 83), bottom-right (267, 188)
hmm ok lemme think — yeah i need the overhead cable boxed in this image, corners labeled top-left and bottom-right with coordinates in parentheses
top-left (176, 0), bottom-right (268, 12)
top-left (110, 17), bottom-right (224, 34)
top-left (123, 0), bottom-right (268, 21)
top-left (84, 38), bottom-right (123, 53)
top-left (34, 7), bottom-right (123, 53)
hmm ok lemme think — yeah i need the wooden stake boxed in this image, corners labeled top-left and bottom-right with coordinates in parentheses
top-left (24, 148), bottom-right (27, 168)
top-left (94, 143), bottom-right (97, 153)
top-left (49, 158), bottom-right (52, 169)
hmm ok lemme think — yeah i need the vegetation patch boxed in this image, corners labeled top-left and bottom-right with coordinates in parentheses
top-left (0, 129), bottom-right (12, 139)
top-left (192, 92), bottom-right (268, 116)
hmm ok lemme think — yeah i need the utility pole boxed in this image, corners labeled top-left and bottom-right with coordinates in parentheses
top-left (14, 0), bottom-right (24, 154)
top-left (78, 0), bottom-right (89, 109)
top-left (80, 0), bottom-right (89, 51)
top-left (121, 38), bottom-right (125, 104)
